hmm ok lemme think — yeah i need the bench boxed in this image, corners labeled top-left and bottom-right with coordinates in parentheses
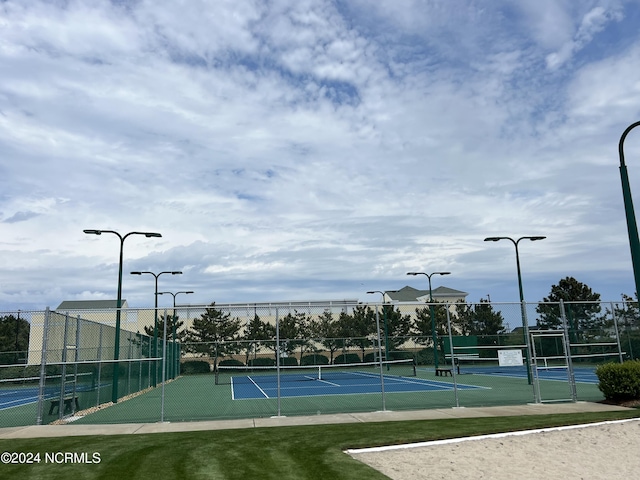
top-left (48, 396), bottom-right (79, 415)
top-left (435, 368), bottom-right (453, 376)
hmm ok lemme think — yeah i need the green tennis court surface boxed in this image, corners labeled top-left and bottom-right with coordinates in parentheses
top-left (53, 367), bottom-right (604, 425)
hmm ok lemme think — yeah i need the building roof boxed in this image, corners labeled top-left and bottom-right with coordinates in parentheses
top-left (386, 285), bottom-right (468, 303)
top-left (56, 300), bottom-right (129, 311)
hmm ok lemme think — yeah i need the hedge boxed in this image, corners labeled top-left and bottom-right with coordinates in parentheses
top-left (596, 360), bottom-right (640, 400)
top-left (334, 353), bottom-right (361, 364)
top-left (301, 354), bottom-right (330, 366)
top-left (180, 360), bottom-right (211, 374)
top-left (218, 359), bottom-right (244, 367)
top-left (248, 357), bottom-right (275, 367)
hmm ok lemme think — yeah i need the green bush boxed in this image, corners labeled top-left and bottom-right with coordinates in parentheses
top-left (280, 357), bottom-right (298, 366)
top-left (596, 360), bottom-right (640, 400)
top-left (416, 347), bottom-right (435, 366)
top-left (181, 360), bottom-right (211, 375)
top-left (218, 359), bottom-right (244, 367)
top-left (334, 353), bottom-right (361, 364)
top-left (248, 357), bottom-right (275, 367)
top-left (301, 354), bottom-right (329, 366)
top-left (389, 350), bottom-right (415, 361)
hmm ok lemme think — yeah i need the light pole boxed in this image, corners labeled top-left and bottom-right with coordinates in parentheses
top-left (406, 271), bottom-right (450, 369)
top-left (130, 270), bottom-right (182, 387)
top-left (619, 121), bottom-right (640, 301)
top-left (83, 229), bottom-right (162, 403)
top-left (158, 290), bottom-right (193, 379)
top-left (366, 291), bottom-right (397, 366)
top-left (484, 236), bottom-right (545, 385)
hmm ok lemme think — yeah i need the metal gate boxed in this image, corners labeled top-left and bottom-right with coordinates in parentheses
top-left (530, 330), bottom-right (577, 403)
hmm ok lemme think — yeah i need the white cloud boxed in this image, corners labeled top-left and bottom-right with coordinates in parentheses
top-left (546, 5), bottom-right (624, 69)
top-left (1, 0), bottom-right (640, 312)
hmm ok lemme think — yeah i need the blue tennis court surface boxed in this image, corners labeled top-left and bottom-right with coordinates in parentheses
top-left (0, 385), bottom-right (58, 410)
top-left (459, 365), bottom-right (599, 384)
top-left (230, 371), bottom-right (485, 400)
top-left (1, 377), bottom-right (101, 411)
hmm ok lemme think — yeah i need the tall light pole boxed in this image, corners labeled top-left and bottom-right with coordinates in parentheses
top-left (83, 229), bottom-right (162, 403)
top-left (484, 236), bottom-right (545, 385)
top-left (366, 290), bottom-right (397, 366)
top-left (130, 270), bottom-right (182, 387)
top-left (158, 290), bottom-right (193, 379)
top-left (619, 121), bottom-right (640, 301)
top-left (406, 271), bottom-right (450, 369)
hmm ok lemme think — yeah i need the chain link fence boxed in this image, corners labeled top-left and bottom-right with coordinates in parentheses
top-left (1, 300), bottom-right (637, 426)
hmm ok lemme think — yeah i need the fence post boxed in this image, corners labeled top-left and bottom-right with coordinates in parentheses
top-left (445, 305), bottom-right (460, 408)
top-left (276, 306), bottom-right (281, 417)
top-left (559, 300), bottom-right (578, 402)
top-left (161, 309), bottom-right (168, 423)
top-left (59, 313), bottom-right (70, 420)
top-left (610, 302), bottom-right (625, 363)
top-left (374, 304), bottom-right (386, 411)
top-left (36, 307), bottom-right (51, 425)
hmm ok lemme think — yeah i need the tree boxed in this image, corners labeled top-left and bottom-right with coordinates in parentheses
top-left (144, 313), bottom-right (186, 342)
top-left (380, 305), bottom-right (412, 355)
top-left (314, 310), bottom-right (342, 363)
top-left (342, 305), bottom-right (375, 361)
top-left (616, 293), bottom-right (640, 329)
top-left (457, 300), bottom-right (506, 336)
top-left (536, 277), bottom-right (605, 338)
top-left (276, 312), bottom-right (300, 358)
top-left (242, 313), bottom-right (274, 364)
top-left (0, 314), bottom-right (30, 364)
top-left (184, 303), bottom-right (242, 363)
top-left (292, 310), bottom-right (315, 361)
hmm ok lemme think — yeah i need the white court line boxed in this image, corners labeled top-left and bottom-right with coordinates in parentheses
top-left (247, 376), bottom-right (270, 398)
top-left (345, 418), bottom-right (640, 454)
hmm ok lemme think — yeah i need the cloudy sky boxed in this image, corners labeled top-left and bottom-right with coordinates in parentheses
top-left (2, 0), bottom-right (640, 313)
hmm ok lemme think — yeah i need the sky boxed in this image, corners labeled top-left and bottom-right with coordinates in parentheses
top-left (2, 0), bottom-right (640, 313)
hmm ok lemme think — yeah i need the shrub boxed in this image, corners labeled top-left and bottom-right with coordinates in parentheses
top-left (280, 357), bottom-right (298, 366)
top-left (301, 354), bottom-right (329, 366)
top-left (416, 347), bottom-right (435, 366)
top-left (389, 350), bottom-right (415, 361)
top-left (180, 360), bottom-right (211, 374)
top-left (248, 357), bottom-right (275, 367)
top-left (334, 353), bottom-right (361, 364)
top-left (218, 359), bottom-right (244, 367)
top-left (596, 360), bottom-right (640, 400)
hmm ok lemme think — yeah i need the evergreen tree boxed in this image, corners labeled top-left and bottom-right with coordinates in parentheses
top-left (242, 313), bottom-right (274, 364)
top-left (461, 300), bottom-right (506, 336)
top-left (0, 314), bottom-right (30, 364)
top-left (380, 305), bottom-right (412, 356)
top-left (184, 303), bottom-right (242, 362)
top-left (536, 277), bottom-right (604, 338)
top-left (144, 313), bottom-right (186, 341)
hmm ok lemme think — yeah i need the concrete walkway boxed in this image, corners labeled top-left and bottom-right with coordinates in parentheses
top-left (0, 402), bottom-right (633, 439)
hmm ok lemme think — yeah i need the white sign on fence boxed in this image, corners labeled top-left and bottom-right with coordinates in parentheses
top-left (498, 349), bottom-right (523, 367)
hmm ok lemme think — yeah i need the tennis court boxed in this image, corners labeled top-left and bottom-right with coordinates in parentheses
top-left (0, 372), bottom-right (97, 411)
top-left (225, 365), bottom-right (485, 400)
top-left (456, 364), bottom-right (600, 384)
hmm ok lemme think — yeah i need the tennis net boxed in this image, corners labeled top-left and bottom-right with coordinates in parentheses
top-left (215, 359), bottom-right (416, 385)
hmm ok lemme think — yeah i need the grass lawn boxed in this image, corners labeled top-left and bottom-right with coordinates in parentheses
top-left (1, 409), bottom-right (639, 480)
